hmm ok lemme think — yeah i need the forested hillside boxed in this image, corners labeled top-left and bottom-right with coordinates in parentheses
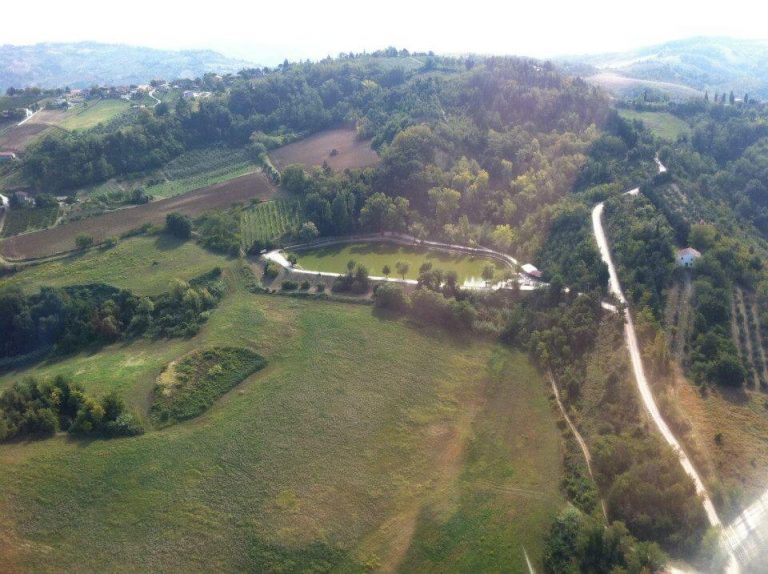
top-left (18, 54), bottom-right (615, 261)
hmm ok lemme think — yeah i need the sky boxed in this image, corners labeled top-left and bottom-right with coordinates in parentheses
top-left (3, 0), bottom-right (768, 64)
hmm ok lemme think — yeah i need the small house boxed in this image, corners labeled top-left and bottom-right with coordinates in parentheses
top-left (521, 263), bottom-right (543, 279)
top-left (183, 90), bottom-right (195, 99)
top-left (676, 247), bottom-right (701, 268)
top-left (0, 194), bottom-right (8, 208)
top-left (0, 151), bottom-right (17, 162)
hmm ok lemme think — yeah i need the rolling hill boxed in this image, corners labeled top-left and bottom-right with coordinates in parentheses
top-left (560, 36), bottom-right (768, 99)
top-left (0, 42), bottom-right (255, 90)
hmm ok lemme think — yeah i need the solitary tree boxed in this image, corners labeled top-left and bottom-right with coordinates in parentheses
top-left (395, 261), bottom-right (410, 279)
top-left (382, 264), bottom-right (391, 279)
top-left (346, 259), bottom-right (356, 273)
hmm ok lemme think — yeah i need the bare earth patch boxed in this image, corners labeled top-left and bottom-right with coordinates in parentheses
top-left (270, 129), bottom-right (380, 171)
top-left (0, 172), bottom-right (277, 260)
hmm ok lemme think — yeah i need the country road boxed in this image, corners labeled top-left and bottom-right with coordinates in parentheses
top-left (148, 90), bottom-right (161, 107)
top-left (591, 160), bottom-right (739, 574)
top-left (17, 108), bottom-right (37, 126)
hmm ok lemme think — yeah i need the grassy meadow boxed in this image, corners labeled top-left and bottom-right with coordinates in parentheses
top-left (618, 109), bottom-right (692, 141)
top-left (58, 99), bottom-right (132, 131)
top-left (0, 236), bottom-right (563, 573)
top-left (295, 241), bottom-right (502, 281)
top-left (2, 234), bottom-right (230, 296)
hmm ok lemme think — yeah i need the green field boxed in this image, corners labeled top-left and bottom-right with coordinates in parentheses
top-left (72, 147), bottom-right (261, 203)
top-left (146, 147), bottom-right (258, 199)
top-left (1, 206), bottom-right (59, 237)
top-left (295, 241), bottom-right (502, 281)
top-left (1, 235), bottom-right (230, 296)
top-left (240, 200), bottom-right (302, 247)
top-left (0, 241), bottom-right (562, 573)
top-left (58, 99), bottom-right (132, 131)
top-left (618, 109), bottom-right (692, 141)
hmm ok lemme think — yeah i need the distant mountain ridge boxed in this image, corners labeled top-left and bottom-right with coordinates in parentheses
top-left (0, 42), bottom-right (256, 90)
top-left (560, 37), bottom-right (768, 99)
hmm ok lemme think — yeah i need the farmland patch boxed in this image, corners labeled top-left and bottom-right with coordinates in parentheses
top-left (270, 128), bottom-right (380, 171)
top-left (0, 172), bottom-right (276, 259)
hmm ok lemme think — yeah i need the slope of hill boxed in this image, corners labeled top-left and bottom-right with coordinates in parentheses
top-left (0, 42), bottom-right (255, 89)
top-left (561, 37), bottom-right (768, 99)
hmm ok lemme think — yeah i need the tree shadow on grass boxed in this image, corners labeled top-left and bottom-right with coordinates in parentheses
top-left (715, 384), bottom-right (751, 406)
top-left (371, 306), bottom-right (476, 348)
top-left (153, 233), bottom-right (187, 251)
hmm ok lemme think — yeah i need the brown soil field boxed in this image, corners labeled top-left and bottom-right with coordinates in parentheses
top-left (0, 110), bottom-right (71, 153)
top-left (270, 128), bottom-right (380, 171)
top-left (0, 172), bottom-right (276, 260)
top-left (0, 124), bottom-right (54, 153)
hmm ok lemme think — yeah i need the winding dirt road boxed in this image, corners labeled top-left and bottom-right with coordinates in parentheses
top-left (591, 161), bottom-right (739, 574)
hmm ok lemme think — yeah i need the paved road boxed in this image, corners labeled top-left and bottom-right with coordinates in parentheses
top-left (591, 159), bottom-right (739, 574)
top-left (148, 90), bottom-right (161, 108)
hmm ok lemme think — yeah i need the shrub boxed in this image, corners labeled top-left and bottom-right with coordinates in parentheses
top-left (166, 212), bottom-right (192, 239)
top-left (281, 280), bottom-right (299, 291)
top-left (75, 233), bottom-right (94, 250)
top-left (263, 260), bottom-right (281, 279)
top-left (150, 347), bottom-right (266, 426)
top-left (195, 210), bottom-right (240, 255)
top-left (374, 283), bottom-right (408, 311)
top-left (300, 280), bottom-right (310, 290)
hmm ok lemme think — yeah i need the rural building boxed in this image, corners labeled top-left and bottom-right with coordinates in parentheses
top-left (676, 247), bottom-right (701, 267)
top-left (0, 194), bottom-right (8, 208)
top-left (0, 151), bottom-right (17, 162)
top-left (183, 90), bottom-right (195, 99)
top-left (521, 263), bottom-right (543, 279)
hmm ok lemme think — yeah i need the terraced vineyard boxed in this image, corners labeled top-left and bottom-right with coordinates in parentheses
top-left (240, 199), bottom-right (302, 248)
top-left (145, 147), bottom-right (258, 199)
top-left (1, 206), bottom-right (59, 237)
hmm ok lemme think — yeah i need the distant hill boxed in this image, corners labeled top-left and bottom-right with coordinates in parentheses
top-left (560, 37), bottom-right (768, 99)
top-left (0, 42), bottom-right (256, 90)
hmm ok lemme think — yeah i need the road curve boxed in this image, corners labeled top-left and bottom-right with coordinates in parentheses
top-left (591, 163), bottom-right (739, 574)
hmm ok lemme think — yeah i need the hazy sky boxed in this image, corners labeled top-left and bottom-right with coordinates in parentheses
top-left (4, 0), bottom-right (768, 64)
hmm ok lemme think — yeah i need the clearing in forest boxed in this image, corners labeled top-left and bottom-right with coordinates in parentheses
top-left (270, 128), bottom-right (380, 171)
